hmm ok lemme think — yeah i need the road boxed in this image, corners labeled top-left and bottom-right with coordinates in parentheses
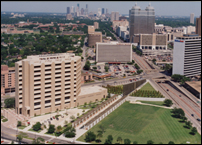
top-left (107, 29), bottom-right (124, 43)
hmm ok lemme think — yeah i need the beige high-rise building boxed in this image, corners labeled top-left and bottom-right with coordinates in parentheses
top-left (88, 32), bottom-right (102, 48)
top-left (15, 53), bottom-right (81, 117)
top-left (88, 25), bottom-right (95, 34)
top-left (1, 65), bottom-right (15, 96)
top-left (94, 22), bottom-right (99, 29)
top-left (190, 13), bottom-right (194, 24)
top-left (110, 12), bottom-right (119, 22)
top-left (196, 15), bottom-right (201, 36)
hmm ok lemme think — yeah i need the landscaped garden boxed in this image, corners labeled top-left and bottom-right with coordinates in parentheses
top-left (103, 85), bottom-right (123, 95)
top-left (130, 82), bottom-right (164, 98)
top-left (77, 102), bottom-right (201, 144)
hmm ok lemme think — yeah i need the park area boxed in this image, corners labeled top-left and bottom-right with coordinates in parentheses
top-left (77, 102), bottom-right (201, 144)
top-left (130, 82), bottom-right (164, 98)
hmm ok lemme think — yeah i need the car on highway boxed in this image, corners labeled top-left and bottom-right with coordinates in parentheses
top-left (197, 118), bottom-right (201, 122)
top-left (191, 114), bottom-right (194, 117)
top-left (167, 89), bottom-right (169, 91)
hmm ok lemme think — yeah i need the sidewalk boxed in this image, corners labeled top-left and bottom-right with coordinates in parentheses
top-left (130, 101), bottom-right (173, 109)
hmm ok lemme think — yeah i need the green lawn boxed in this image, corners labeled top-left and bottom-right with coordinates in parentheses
top-left (138, 101), bottom-right (165, 106)
top-left (18, 125), bottom-right (27, 130)
top-left (1, 115), bottom-right (5, 119)
top-left (2, 118), bottom-right (8, 122)
top-left (140, 82), bottom-right (155, 91)
top-left (28, 128), bottom-right (42, 133)
top-left (77, 102), bottom-right (201, 144)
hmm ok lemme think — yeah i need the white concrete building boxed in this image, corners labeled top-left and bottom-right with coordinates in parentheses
top-left (173, 34), bottom-right (201, 77)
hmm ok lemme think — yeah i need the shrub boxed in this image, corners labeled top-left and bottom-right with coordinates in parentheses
top-left (85, 131), bottom-right (96, 142)
top-left (48, 124), bottom-right (55, 134)
top-left (17, 121), bottom-right (22, 127)
top-left (33, 122), bottom-right (41, 131)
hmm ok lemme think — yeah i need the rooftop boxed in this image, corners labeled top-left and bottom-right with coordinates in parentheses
top-left (185, 81), bottom-right (201, 93)
top-left (78, 86), bottom-right (107, 96)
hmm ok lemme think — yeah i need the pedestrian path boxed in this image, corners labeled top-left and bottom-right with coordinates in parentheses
top-left (130, 101), bottom-right (173, 109)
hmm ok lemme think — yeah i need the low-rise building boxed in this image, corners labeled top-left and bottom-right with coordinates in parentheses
top-left (96, 41), bottom-right (132, 63)
top-left (1, 65), bottom-right (15, 96)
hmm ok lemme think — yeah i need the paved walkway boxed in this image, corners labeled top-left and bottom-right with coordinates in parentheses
top-left (130, 101), bottom-right (173, 109)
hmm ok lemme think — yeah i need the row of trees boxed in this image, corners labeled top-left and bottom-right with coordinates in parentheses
top-left (171, 107), bottom-right (197, 135)
top-left (103, 85), bottom-right (123, 95)
top-left (171, 74), bottom-right (191, 85)
top-left (130, 90), bottom-right (164, 98)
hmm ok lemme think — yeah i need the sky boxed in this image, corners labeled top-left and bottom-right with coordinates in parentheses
top-left (1, 1), bottom-right (201, 17)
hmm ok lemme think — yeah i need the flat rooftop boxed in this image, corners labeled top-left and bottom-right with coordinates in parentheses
top-left (185, 81), bottom-right (201, 93)
top-left (78, 86), bottom-right (107, 96)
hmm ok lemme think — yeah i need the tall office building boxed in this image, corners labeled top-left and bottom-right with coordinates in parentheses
top-left (15, 53), bottom-right (82, 117)
top-left (81, 8), bottom-right (84, 15)
top-left (196, 15), bottom-right (201, 36)
top-left (85, 4), bottom-right (88, 15)
top-left (106, 8), bottom-right (108, 14)
top-left (102, 8), bottom-right (105, 14)
top-left (98, 8), bottom-right (101, 16)
top-left (110, 12), bottom-right (119, 22)
top-left (190, 13), bottom-right (194, 24)
top-left (77, 3), bottom-right (80, 15)
top-left (173, 34), bottom-right (201, 77)
top-left (129, 3), bottom-right (155, 42)
top-left (70, 6), bottom-right (74, 13)
top-left (67, 7), bottom-right (70, 14)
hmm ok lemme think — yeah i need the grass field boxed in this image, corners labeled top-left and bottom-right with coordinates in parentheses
top-left (28, 128), bottom-right (42, 133)
top-left (18, 125), bottom-right (27, 130)
top-left (77, 102), bottom-right (201, 144)
top-left (138, 101), bottom-right (165, 106)
top-left (140, 82), bottom-right (155, 91)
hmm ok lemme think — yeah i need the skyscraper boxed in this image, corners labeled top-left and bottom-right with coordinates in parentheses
top-left (86, 4), bottom-right (88, 15)
top-left (67, 7), bottom-right (70, 14)
top-left (106, 8), bottom-right (108, 14)
top-left (190, 13), bottom-right (194, 24)
top-left (77, 3), bottom-right (80, 13)
top-left (196, 15), bottom-right (201, 36)
top-left (70, 6), bottom-right (74, 13)
top-left (102, 8), bottom-right (105, 14)
top-left (129, 3), bottom-right (155, 42)
top-left (110, 12), bottom-right (119, 22)
top-left (81, 8), bottom-right (84, 15)
top-left (98, 8), bottom-right (101, 16)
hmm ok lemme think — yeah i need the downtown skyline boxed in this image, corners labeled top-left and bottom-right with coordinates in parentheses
top-left (1, 1), bottom-right (201, 17)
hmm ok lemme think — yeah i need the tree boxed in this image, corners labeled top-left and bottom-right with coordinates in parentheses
top-left (135, 63), bottom-right (140, 70)
top-left (117, 137), bottom-right (122, 144)
top-left (147, 140), bottom-right (154, 144)
top-left (11, 141), bottom-right (14, 144)
top-left (56, 125), bottom-right (62, 133)
top-left (84, 60), bottom-right (90, 70)
top-left (84, 102), bottom-right (87, 107)
top-left (133, 141), bottom-right (138, 144)
top-left (137, 70), bottom-right (143, 74)
top-left (17, 132), bottom-right (28, 144)
top-left (82, 109), bottom-right (85, 114)
top-left (70, 115), bottom-right (75, 121)
top-left (4, 98), bottom-right (15, 108)
top-left (77, 113), bottom-right (80, 118)
top-left (107, 92), bottom-right (111, 98)
top-left (63, 126), bottom-right (76, 138)
top-left (99, 125), bottom-right (105, 134)
top-left (85, 131), bottom-right (96, 142)
top-left (104, 139), bottom-right (112, 144)
top-left (152, 59), bottom-right (156, 64)
top-left (124, 139), bottom-right (131, 144)
top-left (93, 67), bottom-right (97, 70)
top-left (105, 66), bottom-right (109, 72)
top-left (48, 124), bottom-right (55, 134)
top-left (185, 121), bottom-right (192, 129)
top-left (107, 135), bottom-right (113, 143)
top-left (32, 137), bottom-right (45, 144)
top-left (181, 116), bottom-right (187, 122)
top-left (164, 99), bottom-right (173, 107)
top-left (33, 122), bottom-right (41, 131)
top-left (64, 120), bottom-right (68, 127)
top-left (96, 132), bottom-right (103, 142)
top-left (190, 127), bottom-right (197, 135)
top-left (17, 121), bottom-right (22, 127)
top-left (168, 141), bottom-right (175, 144)
top-left (132, 60), bottom-right (135, 64)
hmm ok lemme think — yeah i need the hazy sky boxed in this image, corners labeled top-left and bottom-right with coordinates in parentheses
top-left (1, 1), bottom-right (201, 17)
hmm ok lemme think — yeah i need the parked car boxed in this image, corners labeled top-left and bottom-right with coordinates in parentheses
top-left (191, 114), bottom-right (194, 117)
top-left (197, 118), bottom-right (201, 122)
